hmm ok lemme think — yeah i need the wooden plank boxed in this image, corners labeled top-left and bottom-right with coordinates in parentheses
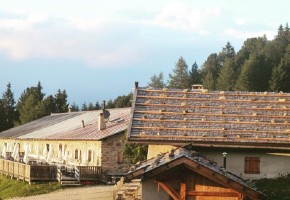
top-left (157, 181), bottom-right (179, 200)
top-left (133, 117), bottom-right (290, 127)
top-left (137, 94), bottom-right (290, 105)
top-left (137, 88), bottom-right (290, 98)
top-left (135, 102), bottom-right (290, 111)
top-left (180, 182), bottom-right (186, 200)
top-left (135, 110), bottom-right (290, 119)
top-left (187, 191), bottom-right (239, 197)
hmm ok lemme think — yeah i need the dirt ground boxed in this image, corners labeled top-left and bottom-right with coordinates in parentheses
top-left (8, 185), bottom-right (115, 200)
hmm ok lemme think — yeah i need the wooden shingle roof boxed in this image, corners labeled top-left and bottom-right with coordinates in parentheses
top-left (128, 86), bottom-right (290, 150)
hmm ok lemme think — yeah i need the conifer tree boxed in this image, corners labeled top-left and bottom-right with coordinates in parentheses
top-left (202, 71), bottom-right (215, 90)
top-left (168, 57), bottom-right (190, 89)
top-left (55, 89), bottom-right (68, 113)
top-left (2, 83), bottom-right (16, 130)
top-left (81, 102), bottom-right (88, 111)
top-left (148, 72), bottom-right (166, 88)
top-left (87, 102), bottom-right (95, 110)
top-left (17, 82), bottom-right (45, 124)
top-left (216, 58), bottom-right (235, 91)
top-left (95, 101), bottom-right (101, 110)
top-left (189, 62), bottom-right (201, 85)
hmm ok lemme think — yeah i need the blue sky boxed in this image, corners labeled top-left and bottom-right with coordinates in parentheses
top-left (0, 0), bottom-right (289, 106)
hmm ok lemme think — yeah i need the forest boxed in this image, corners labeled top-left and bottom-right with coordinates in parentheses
top-left (1, 23), bottom-right (290, 133)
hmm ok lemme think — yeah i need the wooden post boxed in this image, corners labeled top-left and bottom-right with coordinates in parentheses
top-left (180, 182), bottom-right (186, 200)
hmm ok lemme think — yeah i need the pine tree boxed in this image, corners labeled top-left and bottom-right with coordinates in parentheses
top-left (37, 95), bottom-right (56, 116)
top-left (95, 101), bottom-right (101, 110)
top-left (81, 102), bottom-right (88, 111)
top-left (71, 102), bottom-right (79, 111)
top-left (106, 99), bottom-right (115, 109)
top-left (216, 58), bottom-right (235, 91)
top-left (202, 71), bottom-right (215, 90)
top-left (55, 89), bottom-right (68, 113)
top-left (87, 102), bottom-right (95, 111)
top-left (148, 72), bottom-right (166, 88)
top-left (235, 55), bottom-right (255, 91)
top-left (189, 62), bottom-right (201, 85)
top-left (0, 100), bottom-right (5, 132)
top-left (168, 57), bottom-right (190, 89)
top-left (200, 53), bottom-right (221, 89)
top-left (17, 82), bottom-right (45, 124)
top-left (269, 58), bottom-right (287, 92)
top-left (2, 83), bottom-right (16, 130)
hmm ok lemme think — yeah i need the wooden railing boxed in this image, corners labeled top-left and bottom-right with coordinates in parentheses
top-left (0, 158), bottom-right (57, 184)
top-left (75, 166), bottom-right (102, 181)
top-left (0, 159), bottom-right (31, 183)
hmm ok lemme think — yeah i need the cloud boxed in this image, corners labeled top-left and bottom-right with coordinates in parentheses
top-left (223, 28), bottom-right (276, 40)
top-left (127, 2), bottom-right (222, 33)
top-left (0, 12), bottom-right (143, 68)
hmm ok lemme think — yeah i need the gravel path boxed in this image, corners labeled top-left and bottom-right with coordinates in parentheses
top-left (8, 185), bottom-right (114, 200)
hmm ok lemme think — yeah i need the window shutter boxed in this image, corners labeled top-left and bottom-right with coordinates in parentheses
top-left (245, 157), bottom-right (260, 174)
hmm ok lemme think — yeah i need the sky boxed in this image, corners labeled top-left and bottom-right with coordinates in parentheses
top-left (0, 0), bottom-right (289, 106)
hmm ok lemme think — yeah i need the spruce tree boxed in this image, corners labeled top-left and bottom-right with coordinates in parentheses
top-left (168, 57), bottom-right (190, 89)
top-left (216, 58), bottom-right (235, 91)
top-left (17, 82), bottom-right (45, 124)
top-left (189, 62), bottom-right (201, 85)
top-left (2, 83), bottom-right (16, 130)
top-left (148, 72), bottom-right (166, 88)
top-left (87, 102), bottom-right (95, 111)
top-left (0, 100), bottom-right (5, 132)
top-left (55, 89), bottom-right (68, 113)
top-left (202, 71), bottom-right (215, 90)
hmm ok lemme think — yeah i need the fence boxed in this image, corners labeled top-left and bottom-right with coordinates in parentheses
top-left (0, 158), bottom-right (57, 184)
top-left (112, 177), bottom-right (124, 200)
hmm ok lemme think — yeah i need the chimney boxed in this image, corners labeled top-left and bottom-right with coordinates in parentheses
top-left (102, 100), bottom-right (106, 111)
top-left (81, 120), bottom-right (85, 128)
top-left (68, 105), bottom-right (72, 113)
top-left (98, 113), bottom-right (106, 130)
top-left (135, 81), bottom-right (139, 89)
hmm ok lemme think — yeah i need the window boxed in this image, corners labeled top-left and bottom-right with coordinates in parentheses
top-left (75, 149), bottom-right (79, 159)
top-left (117, 151), bottom-right (123, 164)
top-left (88, 150), bottom-right (92, 162)
top-left (245, 157), bottom-right (260, 174)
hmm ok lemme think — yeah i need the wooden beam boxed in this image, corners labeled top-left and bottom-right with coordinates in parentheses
top-left (182, 158), bottom-right (260, 200)
top-left (157, 181), bottom-right (180, 200)
top-left (187, 191), bottom-right (239, 197)
top-left (180, 182), bottom-right (186, 200)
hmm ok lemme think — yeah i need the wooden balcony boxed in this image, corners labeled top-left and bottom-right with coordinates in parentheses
top-left (0, 158), bottom-right (104, 185)
top-left (0, 158), bottom-right (56, 184)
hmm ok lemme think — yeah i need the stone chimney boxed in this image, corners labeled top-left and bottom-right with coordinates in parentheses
top-left (98, 112), bottom-right (106, 130)
top-left (68, 105), bottom-right (72, 113)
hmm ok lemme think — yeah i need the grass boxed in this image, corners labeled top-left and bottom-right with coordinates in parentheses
top-left (0, 175), bottom-right (61, 200)
top-left (254, 174), bottom-right (290, 200)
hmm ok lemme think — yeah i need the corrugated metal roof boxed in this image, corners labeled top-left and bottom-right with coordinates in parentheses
top-left (0, 108), bottom-right (131, 140)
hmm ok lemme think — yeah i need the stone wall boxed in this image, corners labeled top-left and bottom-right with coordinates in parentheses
top-left (101, 131), bottom-right (131, 174)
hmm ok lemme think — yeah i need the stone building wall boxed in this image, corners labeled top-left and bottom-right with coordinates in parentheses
top-left (101, 131), bottom-right (130, 174)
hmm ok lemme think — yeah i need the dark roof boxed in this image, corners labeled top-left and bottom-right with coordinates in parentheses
top-left (0, 108), bottom-right (131, 140)
top-left (0, 112), bottom-right (82, 138)
top-left (126, 146), bottom-right (266, 200)
top-left (128, 86), bottom-right (290, 150)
